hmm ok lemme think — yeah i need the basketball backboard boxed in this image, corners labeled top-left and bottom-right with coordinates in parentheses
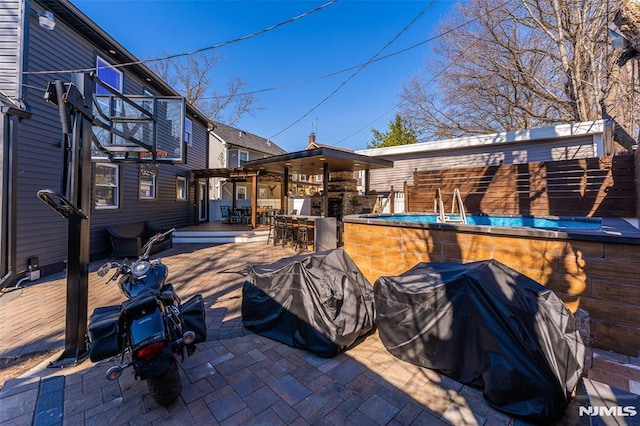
top-left (91, 94), bottom-right (186, 164)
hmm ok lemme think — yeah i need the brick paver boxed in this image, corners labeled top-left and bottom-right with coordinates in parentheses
top-left (0, 242), bottom-right (586, 425)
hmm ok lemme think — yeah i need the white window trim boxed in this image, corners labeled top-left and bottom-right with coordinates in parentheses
top-left (185, 117), bottom-right (193, 146)
top-left (236, 186), bottom-right (247, 200)
top-left (139, 174), bottom-right (156, 200)
top-left (96, 55), bottom-right (123, 93)
top-left (238, 150), bottom-right (249, 167)
top-left (176, 176), bottom-right (188, 201)
top-left (94, 163), bottom-right (119, 209)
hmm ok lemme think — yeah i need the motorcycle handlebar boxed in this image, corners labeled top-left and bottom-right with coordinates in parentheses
top-left (96, 228), bottom-right (175, 280)
top-left (96, 261), bottom-right (121, 277)
top-left (141, 228), bottom-right (175, 257)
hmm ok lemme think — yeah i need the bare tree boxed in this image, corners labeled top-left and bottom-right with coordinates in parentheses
top-left (401, 0), bottom-right (637, 144)
top-left (148, 52), bottom-right (259, 126)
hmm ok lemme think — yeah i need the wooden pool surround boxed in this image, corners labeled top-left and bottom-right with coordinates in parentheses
top-left (343, 216), bottom-right (640, 356)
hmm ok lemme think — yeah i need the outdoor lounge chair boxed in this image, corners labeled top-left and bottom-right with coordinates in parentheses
top-left (107, 221), bottom-right (173, 258)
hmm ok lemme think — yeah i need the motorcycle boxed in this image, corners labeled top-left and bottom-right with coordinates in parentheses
top-left (87, 228), bottom-right (206, 406)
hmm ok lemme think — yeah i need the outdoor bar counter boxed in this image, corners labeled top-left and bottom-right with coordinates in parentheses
top-left (286, 215), bottom-right (337, 252)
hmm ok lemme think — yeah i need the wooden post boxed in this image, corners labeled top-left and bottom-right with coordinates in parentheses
top-left (322, 162), bottom-right (329, 217)
top-left (389, 185), bottom-right (395, 214)
top-left (283, 168), bottom-right (289, 214)
top-left (403, 181), bottom-right (408, 213)
top-left (232, 181), bottom-right (237, 210)
top-left (364, 169), bottom-right (370, 195)
top-left (251, 174), bottom-right (258, 228)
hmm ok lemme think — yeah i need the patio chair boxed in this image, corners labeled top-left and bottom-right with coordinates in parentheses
top-left (221, 206), bottom-right (232, 224)
top-left (241, 207), bottom-right (252, 224)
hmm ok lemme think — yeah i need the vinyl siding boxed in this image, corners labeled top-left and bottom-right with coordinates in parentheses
top-left (368, 137), bottom-right (596, 192)
top-left (0, 0), bottom-right (22, 99)
top-left (14, 7), bottom-right (208, 273)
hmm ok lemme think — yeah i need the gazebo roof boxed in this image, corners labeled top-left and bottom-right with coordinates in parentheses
top-left (243, 147), bottom-right (393, 175)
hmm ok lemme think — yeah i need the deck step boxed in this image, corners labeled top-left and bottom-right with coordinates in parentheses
top-left (172, 229), bottom-right (269, 244)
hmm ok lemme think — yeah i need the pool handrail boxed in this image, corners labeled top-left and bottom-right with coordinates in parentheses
top-left (451, 188), bottom-right (467, 224)
top-left (434, 188), bottom-right (467, 224)
top-left (434, 188), bottom-right (446, 223)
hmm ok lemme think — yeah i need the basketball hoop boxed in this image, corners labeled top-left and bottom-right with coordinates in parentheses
top-left (139, 163), bottom-right (158, 177)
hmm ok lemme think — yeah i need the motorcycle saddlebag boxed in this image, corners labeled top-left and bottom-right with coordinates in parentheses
top-left (88, 305), bottom-right (122, 362)
top-left (182, 294), bottom-right (206, 343)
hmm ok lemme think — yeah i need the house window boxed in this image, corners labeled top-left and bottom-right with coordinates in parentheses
top-left (315, 174), bottom-right (323, 182)
top-left (95, 56), bottom-right (123, 94)
top-left (237, 186), bottom-right (247, 200)
top-left (94, 163), bottom-right (119, 209)
top-left (176, 176), bottom-right (188, 200)
top-left (139, 174), bottom-right (156, 200)
top-left (184, 117), bottom-right (193, 146)
top-left (238, 150), bottom-right (249, 167)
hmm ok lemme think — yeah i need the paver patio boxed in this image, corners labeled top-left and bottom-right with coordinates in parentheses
top-left (0, 242), bottom-right (593, 425)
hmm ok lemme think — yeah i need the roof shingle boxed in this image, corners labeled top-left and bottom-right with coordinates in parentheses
top-left (212, 122), bottom-right (287, 156)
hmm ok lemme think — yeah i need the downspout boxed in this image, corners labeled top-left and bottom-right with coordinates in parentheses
top-left (0, 106), bottom-right (32, 291)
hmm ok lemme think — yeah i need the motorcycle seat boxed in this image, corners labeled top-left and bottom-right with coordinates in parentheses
top-left (122, 293), bottom-right (159, 318)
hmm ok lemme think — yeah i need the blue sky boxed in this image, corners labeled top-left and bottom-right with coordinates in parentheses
top-left (71, 0), bottom-right (457, 152)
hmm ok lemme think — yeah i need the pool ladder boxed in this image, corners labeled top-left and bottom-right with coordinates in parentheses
top-left (434, 188), bottom-right (467, 224)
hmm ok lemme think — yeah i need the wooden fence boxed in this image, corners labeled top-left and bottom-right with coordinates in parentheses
top-left (405, 154), bottom-right (636, 218)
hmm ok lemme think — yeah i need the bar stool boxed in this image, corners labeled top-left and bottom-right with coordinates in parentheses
top-left (266, 212), bottom-right (276, 245)
top-left (295, 218), bottom-right (313, 251)
top-left (274, 216), bottom-right (285, 246)
top-left (282, 216), bottom-right (296, 247)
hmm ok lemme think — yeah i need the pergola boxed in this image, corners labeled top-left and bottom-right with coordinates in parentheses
top-left (192, 147), bottom-right (393, 229)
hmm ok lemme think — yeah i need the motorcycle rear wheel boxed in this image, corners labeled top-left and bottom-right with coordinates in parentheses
top-left (147, 360), bottom-right (182, 406)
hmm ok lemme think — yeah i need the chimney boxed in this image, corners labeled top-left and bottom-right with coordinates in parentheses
top-left (309, 132), bottom-right (316, 144)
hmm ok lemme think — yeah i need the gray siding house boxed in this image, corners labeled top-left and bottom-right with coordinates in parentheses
top-left (1, 0), bottom-right (212, 287)
top-left (209, 122), bottom-right (286, 203)
top-left (356, 120), bottom-right (618, 193)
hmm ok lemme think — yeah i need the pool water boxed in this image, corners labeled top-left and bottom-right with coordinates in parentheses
top-left (378, 214), bottom-right (602, 230)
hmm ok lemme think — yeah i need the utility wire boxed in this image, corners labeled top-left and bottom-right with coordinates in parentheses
top-left (198, 7), bottom-right (490, 100)
top-left (17, 0), bottom-right (337, 76)
top-left (268, 0), bottom-right (437, 140)
top-left (333, 33), bottom-right (486, 147)
top-left (330, 0), bottom-right (533, 147)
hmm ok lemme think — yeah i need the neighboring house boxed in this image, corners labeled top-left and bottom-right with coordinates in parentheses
top-left (209, 122), bottom-right (286, 207)
top-left (1, 0), bottom-right (213, 287)
top-left (356, 120), bottom-right (622, 193)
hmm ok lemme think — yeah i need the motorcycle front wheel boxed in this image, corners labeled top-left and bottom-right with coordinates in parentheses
top-left (147, 360), bottom-right (182, 406)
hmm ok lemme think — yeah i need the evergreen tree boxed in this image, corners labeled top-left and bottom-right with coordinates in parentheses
top-left (368, 114), bottom-right (418, 148)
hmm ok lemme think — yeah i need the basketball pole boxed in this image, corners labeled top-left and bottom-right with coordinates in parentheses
top-left (42, 73), bottom-right (93, 367)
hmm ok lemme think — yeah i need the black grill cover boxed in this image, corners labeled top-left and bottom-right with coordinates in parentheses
top-left (374, 260), bottom-right (585, 423)
top-left (242, 249), bottom-right (375, 358)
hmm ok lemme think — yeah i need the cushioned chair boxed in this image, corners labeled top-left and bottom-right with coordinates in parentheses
top-left (107, 221), bottom-right (173, 258)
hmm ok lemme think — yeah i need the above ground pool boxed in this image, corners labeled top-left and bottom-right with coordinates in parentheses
top-left (376, 214), bottom-right (602, 231)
